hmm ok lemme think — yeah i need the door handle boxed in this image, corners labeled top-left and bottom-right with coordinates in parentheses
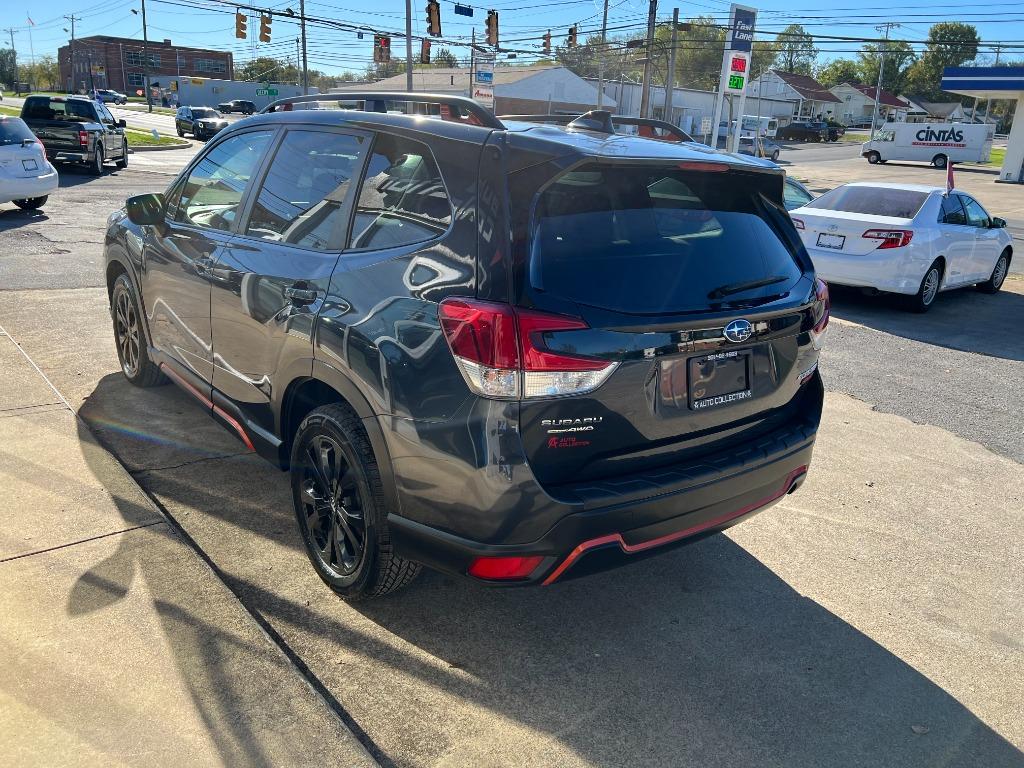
top-left (284, 285), bottom-right (319, 305)
top-left (193, 256), bottom-right (216, 274)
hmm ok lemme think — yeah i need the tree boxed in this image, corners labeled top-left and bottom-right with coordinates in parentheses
top-left (857, 41), bottom-right (915, 95)
top-left (903, 22), bottom-right (980, 101)
top-left (658, 16), bottom-right (727, 91)
top-left (556, 34), bottom-right (611, 81)
top-left (816, 58), bottom-right (861, 88)
top-left (22, 55), bottom-right (59, 91)
top-left (365, 59), bottom-right (406, 81)
top-left (0, 48), bottom-right (16, 89)
top-left (773, 24), bottom-right (817, 74)
top-left (433, 48), bottom-right (458, 68)
top-left (236, 56), bottom-right (299, 83)
top-left (750, 39), bottom-right (779, 80)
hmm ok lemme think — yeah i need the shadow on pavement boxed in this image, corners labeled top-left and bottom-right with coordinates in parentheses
top-left (0, 208), bottom-right (49, 229)
top-left (76, 370), bottom-right (1024, 767)
top-left (829, 283), bottom-right (1024, 362)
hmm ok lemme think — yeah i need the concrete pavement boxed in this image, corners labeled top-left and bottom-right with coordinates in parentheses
top-left (0, 326), bottom-right (377, 767)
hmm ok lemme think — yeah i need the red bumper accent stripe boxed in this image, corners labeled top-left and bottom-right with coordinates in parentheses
top-left (159, 364), bottom-right (255, 452)
top-left (541, 465), bottom-right (808, 586)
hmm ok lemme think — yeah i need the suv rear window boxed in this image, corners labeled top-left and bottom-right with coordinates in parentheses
top-left (0, 117), bottom-right (35, 145)
top-left (529, 163), bottom-right (802, 314)
top-left (805, 186), bottom-right (927, 218)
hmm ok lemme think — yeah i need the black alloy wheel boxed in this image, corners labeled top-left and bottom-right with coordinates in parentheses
top-left (299, 433), bottom-right (366, 577)
top-left (91, 145), bottom-right (104, 175)
top-left (110, 274), bottom-right (165, 386)
top-left (291, 404), bottom-right (420, 599)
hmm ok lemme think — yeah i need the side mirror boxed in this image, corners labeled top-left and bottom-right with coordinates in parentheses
top-left (991, 217), bottom-right (1006, 228)
top-left (126, 193), bottom-right (166, 226)
top-left (118, 118), bottom-right (127, 128)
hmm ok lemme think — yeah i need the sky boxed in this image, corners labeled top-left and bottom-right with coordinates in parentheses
top-left (1, 0), bottom-right (1021, 77)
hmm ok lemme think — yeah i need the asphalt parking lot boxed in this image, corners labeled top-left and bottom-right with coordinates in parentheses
top-left (1, 149), bottom-right (1022, 767)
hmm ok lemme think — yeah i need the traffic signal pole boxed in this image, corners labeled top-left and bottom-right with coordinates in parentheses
top-left (405, 0), bottom-right (413, 91)
top-left (141, 0), bottom-right (152, 112)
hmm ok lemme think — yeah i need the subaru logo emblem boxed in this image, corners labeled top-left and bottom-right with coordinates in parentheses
top-left (723, 319), bottom-right (753, 343)
top-left (828, 224), bottom-right (839, 232)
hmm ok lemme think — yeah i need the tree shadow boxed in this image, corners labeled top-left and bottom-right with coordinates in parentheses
top-left (828, 283), bottom-right (1024, 362)
top-left (75, 371), bottom-right (1024, 768)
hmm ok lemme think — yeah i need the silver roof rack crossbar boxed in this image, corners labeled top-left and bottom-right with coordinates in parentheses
top-left (260, 92), bottom-right (505, 129)
top-left (499, 113), bottom-right (694, 142)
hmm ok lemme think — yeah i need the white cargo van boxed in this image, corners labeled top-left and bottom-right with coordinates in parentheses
top-left (861, 123), bottom-right (993, 168)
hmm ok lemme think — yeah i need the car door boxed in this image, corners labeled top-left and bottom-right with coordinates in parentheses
top-left (210, 126), bottom-right (369, 442)
top-left (175, 107), bottom-right (189, 134)
top-left (140, 128), bottom-right (275, 397)
top-left (960, 194), bottom-right (1003, 281)
top-left (936, 194), bottom-right (974, 286)
top-left (96, 102), bottom-right (125, 159)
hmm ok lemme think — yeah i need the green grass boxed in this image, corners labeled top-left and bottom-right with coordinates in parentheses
top-left (842, 132), bottom-right (871, 143)
top-left (0, 104), bottom-right (20, 117)
top-left (983, 147), bottom-right (1006, 166)
top-left (125, 128), bottom-right (189, 147)
top-left (119, 102), bottom-right (178, 116)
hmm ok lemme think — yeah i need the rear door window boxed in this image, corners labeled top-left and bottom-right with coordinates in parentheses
top-left (348, 133), bottom-right (452, 250)
top-left (529, 163), bottom-right (803, 314)
top-left (939, 195), bottom-right (968, 226)
top-left (243, 129), bottom-right (365, 250)
top-left (805, 186), bottom-right (927, 218)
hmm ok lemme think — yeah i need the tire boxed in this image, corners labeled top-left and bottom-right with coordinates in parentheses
top-left (905, 260), bottom-right (943, 313)
top-left (13, 196), bottom-right (47, 210)
top-left (771, 150), bottom-right (780, 161)
top-left (932, 154), bottom-right (948, 169)
top-left (111, 273), bottom-right (166, 387)
top-left (291, 404), bottom-right (421, 600)
top-left (116, 140), bottom-right (128, 168)
top-left (176, 127), bottom-right (184, 137)
top-left (90, 145), bottom-right (104, 175)
top-left (978, 250), bottom-right (1010, 294)
top-left (867, 151), bottom-right (881, 164)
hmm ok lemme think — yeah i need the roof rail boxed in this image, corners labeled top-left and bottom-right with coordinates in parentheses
top-left (499, 112), bottom-right (694, 142)
top-left (259, 92), bottom-right (505, 129)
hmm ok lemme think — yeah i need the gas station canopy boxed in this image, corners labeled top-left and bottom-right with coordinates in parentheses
top-left (942, 66), bottom-right (1024, 183)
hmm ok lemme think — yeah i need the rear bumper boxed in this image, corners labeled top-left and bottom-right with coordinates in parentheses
top-left (0, 167), bottom-right (59, 201)
top-left (388, 376), bottom-right (821, 586)
top-left (49, 151), bottom-right (90, 163)
top-left (806, 246), bottom-right (928, 295)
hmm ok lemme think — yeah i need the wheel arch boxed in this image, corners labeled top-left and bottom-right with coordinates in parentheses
top-left (281, 362), bottom-right (403, 516)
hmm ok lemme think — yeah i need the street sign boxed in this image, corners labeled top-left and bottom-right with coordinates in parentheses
top-left (454, 3), bottom-right (473, 16)
top-left (256, 88), bottom-right (279, 96)
top-left (700, 116), bottom-right (713, 136)
top-left (472, 85), bottom-right (494, 109)
top-left (729, 6), bottom-right (756, 52)
top-left (475, 53), bottom-right (494, 85)
top-left (712, 4), bottom-right (757, 155)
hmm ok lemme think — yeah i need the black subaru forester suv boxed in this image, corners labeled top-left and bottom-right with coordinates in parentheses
top-left (104, 94), bottom-right (827, 599)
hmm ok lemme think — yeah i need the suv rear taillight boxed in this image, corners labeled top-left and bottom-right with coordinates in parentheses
top-left (863, 229), bottom-right (913, 249)
top-left (811, 278), bottom-right (829, 348)
top-left (78, 130), bottom-right (89, 147)
top-left (438, 298), bottom-right (618, 400)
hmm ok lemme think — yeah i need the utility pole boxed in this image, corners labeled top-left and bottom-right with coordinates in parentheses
top-left (639, 0), bottom-right (657, 118)
top-left (405, 0), bottom-right (413, 90)
top-left (140, 0), bottom-right (153, 112)
top-left (662, 8), bottom-right (679, 122)
top-left (3, 28), bottom-right (17, 94)
top-left (470, 29), bottom-right (475, 91)
top-left (984, 45), bottom-right (1000, 126)
top-left (64, 15), bottom-right (80, 93)
top-left (596, 0), bottom-right (609, 109)
top-left (300, 0), bottom-right (309, 94)
top-left (295, 37), bottom-right (301, 83)
top-left (870, 22), bottom-right (899, 136)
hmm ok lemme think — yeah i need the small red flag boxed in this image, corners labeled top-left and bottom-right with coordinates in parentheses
top-left (946, 161), bottom-right (954, 194)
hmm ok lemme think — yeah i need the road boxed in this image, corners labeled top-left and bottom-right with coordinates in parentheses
top-left (1, 145), bottom-right (1022, 767)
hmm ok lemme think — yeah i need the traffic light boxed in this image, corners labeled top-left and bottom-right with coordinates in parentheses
top-left (542, 30), bottom-right (551, 54)
top-left (567, 26), bottom-right (577, 47)
top-left (373, 34), bottom-right (391, 63)
top-left (259, 14), bottom-right (272, 43)
top-left (420, 38), bottom-right (431, 64)
top-left (485, 10), bottom-right (498, 47)
top-left (426, 0), bottom-right (441, 37)
top-left (235, 11), bottom-right (247, 39)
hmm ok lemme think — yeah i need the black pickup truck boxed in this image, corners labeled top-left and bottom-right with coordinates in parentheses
top-left (20, 94), bottom-right (129, 175)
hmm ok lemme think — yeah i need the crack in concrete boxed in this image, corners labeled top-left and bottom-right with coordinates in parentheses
top-left (129, 451), bottom-right (253, 474)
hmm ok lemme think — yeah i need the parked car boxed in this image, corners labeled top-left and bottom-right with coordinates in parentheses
top-left (736, 136), bottom-right (782, 161)
top-left (791, 182), bottom-right (1012, 311)
top-left (93, 89), bottom-right (129, 105)
top-left (825, 122), bottom-right (845, 142)
top-left (20, 94), bottom-right (128, 175)
top-left (175, 106), bottom-right (228, 140)
top-left (0, 116), bottom-right (59, 210)
top-left (783, 176), bottom-right (815, 211)
top-left (105, 94), bottom-right (827, 599)
top-left (217, 99), bottom-right (256, 115)
top-left (777, 121), bottom-right (829, 142)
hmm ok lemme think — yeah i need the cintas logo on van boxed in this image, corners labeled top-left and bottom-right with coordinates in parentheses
top-left (912, 126), bottom-right (966, 148)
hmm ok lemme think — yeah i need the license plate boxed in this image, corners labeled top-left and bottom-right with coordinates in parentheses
top-left (688, 350), bottom-right (752, 411)
top-left (816, 232), bottom-right (845, 250)
top-left (22, 158), bottom-right (38, 171)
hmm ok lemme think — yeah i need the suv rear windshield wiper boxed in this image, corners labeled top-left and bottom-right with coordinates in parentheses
top-left (707, 275), bottom-right (790, 300)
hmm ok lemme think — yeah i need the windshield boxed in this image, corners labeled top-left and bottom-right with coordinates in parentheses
top-left (530, 163), bottom-right (803, 314)
top-left (193, 108), bottom-right (220, 119)
top-left (0, 117), bottom-right (36, 145)
top-left (806, 185), bottom-right (928, 218)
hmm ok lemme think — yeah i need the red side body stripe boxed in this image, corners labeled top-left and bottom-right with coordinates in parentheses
top-left (542, 466), bottom-right (807, 585)
top-left (159, 364), bottom-right (255, 452)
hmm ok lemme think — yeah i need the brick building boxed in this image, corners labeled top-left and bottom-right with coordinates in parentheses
top-left (57, 35), bottom-right (233, 94)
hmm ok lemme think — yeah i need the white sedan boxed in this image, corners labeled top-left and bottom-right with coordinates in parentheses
top-left (0, 116), bottom-right (59, 211)
top-left (791, 182), bottom-right (1012, 312)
